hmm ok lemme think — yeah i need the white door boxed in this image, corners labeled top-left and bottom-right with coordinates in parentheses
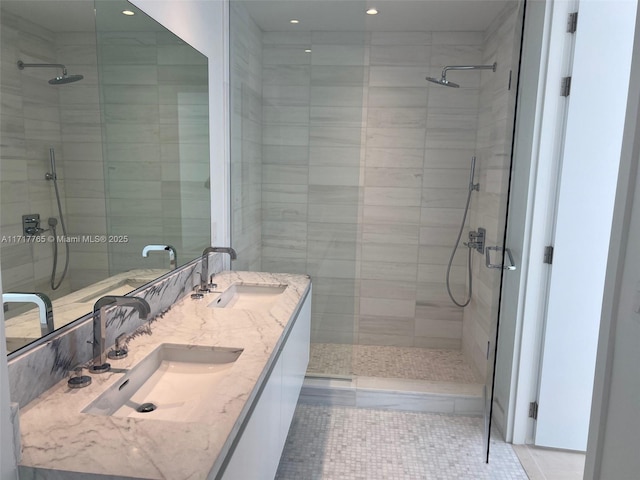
top-left (534, 0), bottom-right (638, 451)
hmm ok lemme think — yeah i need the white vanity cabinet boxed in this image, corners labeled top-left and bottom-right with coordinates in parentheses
top-left (220, 287), bottom-right (311, 480)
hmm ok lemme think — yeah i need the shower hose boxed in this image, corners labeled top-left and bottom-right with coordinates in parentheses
top-left (445, 184), bottom-right (474, 307)
top-left (49, 169), bottom-right (70, 290)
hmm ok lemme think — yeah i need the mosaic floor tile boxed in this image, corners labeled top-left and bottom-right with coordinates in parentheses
top-left (276, 404), bottom-right (528, 480)
top-left (308, 343), bottom-right (479, 384)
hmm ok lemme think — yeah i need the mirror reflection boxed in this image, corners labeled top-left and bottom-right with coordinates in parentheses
top-left (0, 0), bottom-right (210, 354)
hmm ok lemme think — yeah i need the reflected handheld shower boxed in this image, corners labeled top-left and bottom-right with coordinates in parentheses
top-left (47, 148), bottom-right (70, 290)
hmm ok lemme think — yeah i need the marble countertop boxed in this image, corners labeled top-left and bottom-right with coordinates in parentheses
top-left (4, 269), bottom-right (167, 345)
top-left (18, 271), bottom-right (311, 480)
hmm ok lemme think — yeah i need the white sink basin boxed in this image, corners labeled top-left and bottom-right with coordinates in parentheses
top-left (208, 284), bottom-right (287, 310)
top-left (83, 343), bottom-right (243, 422)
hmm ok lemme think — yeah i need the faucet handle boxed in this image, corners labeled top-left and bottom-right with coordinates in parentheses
top-left (108, 333), bottom-right (128, 360)
top-left (67, 366), bottom-right (92, 389)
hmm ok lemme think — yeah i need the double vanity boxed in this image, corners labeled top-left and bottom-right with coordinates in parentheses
top-left (10, 262), bottom-right (311, 480)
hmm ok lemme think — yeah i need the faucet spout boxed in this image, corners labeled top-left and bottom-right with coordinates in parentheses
top-left (3, 292), bottom-right (54, 337)
top-left (200, 247), bottom-right (237, 291)
top-left (90, 295), bottom-right (150, 373)
top-left (142, 244), bottom-right (177, 270)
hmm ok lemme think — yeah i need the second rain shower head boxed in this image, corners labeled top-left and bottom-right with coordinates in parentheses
top-left (17, 60), bottom-right (84, 85)
top-left (427, 62), bottom-right (497, 88)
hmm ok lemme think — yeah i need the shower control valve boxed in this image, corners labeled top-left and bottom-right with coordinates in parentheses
top-left (465, 227), bottom-right (486, 254)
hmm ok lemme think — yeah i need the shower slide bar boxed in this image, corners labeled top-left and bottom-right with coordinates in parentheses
top-left (485, 246), bottom-right (516, 271)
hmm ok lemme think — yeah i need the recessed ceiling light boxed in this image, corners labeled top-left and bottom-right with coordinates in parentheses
top-left (366, 8), bottom-right (379, 15)
top-left (290, 19), bottom-right (300, 24)
top-left (305, 49), bottom-right (312, 53)
top-left (121, 10), bottom-right (135, 16)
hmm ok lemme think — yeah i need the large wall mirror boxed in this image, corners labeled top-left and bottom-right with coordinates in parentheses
top-left (1, 0), bottom-right (210, 354)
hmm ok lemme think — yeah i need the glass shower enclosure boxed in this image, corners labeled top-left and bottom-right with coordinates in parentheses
top-left (229, 0), bottom-right (525, 463)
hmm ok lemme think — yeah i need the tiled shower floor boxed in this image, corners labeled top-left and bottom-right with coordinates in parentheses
top-left (275, 404), bottom-right (528, 480)
top-left (308, 343), bottom-right (480, 384)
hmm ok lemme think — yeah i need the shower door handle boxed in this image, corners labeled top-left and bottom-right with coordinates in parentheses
top-left (485, 246), bottom-right (516, 271)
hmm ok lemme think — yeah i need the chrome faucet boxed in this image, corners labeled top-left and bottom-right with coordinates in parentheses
top-left (142, 244), bottom-right (177, 270)
top-left (90, 296), bottom-right (150, 374)
top-left (199, 246), bottom-right (237, 292)
top-left (3, 292), bottom-right (54, 336)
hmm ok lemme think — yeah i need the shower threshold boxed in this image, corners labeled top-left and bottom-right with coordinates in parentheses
top-left (303, 344), bottom-right (484, 414)
top-left (300, 374), bottom-right (484, 415)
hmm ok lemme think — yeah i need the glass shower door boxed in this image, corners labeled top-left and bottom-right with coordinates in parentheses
top-left (468, 0), bottom-right (526, 461)
top-left (229, 1), bottom-right (368, 380)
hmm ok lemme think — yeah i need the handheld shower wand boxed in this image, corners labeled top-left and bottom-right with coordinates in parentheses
top-left (46, 148), bottom-right (57, 180)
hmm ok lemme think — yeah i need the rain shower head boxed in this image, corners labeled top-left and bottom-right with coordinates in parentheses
top-left (427, 62), bottom-right (497, 88)
top-left (426, 76), bottom-right (460, 88)
top-left (17, 60), bottom-right (83, 85)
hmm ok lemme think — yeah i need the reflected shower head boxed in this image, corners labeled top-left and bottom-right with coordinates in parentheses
top-left (427, 62), bottom-right (497, 88)
top-left (17, 60), bottom-right (83, 85)
top-left (48, 74), bottom-right (84, 85)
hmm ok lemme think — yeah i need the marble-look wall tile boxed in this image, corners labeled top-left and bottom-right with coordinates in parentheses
top-left (255, 28), bottom-right (510, 351)
top-left (462, 1), bottom-right (522, 381)
top-left (370, 32), bottom-right (432, 46)
top-left (359, 315), bottom-right (415, 337)
top-left (311, 66), bottom-right (367, 86)
top-left (310, 86), bottom-right (365, 107)
top-left (370, 45), bottom-right (431, 66)
top-left (362, 224), bottom-right (420, 245)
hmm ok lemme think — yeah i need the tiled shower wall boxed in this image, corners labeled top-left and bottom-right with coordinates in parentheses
top-left (98, 29), bottom-right (210, 274)
top-left (464, 1), bottom-right (522, 382)
top-left (230, 1), bottom-right (522, 383)
top-left (56, 31), bottom-right (109, 291)
top-left (0, 11), bottom-right (107, 297)
top-left (230, 1), bottom-right (263, 271)
top-left (259, 30), bottom-right (484, 350)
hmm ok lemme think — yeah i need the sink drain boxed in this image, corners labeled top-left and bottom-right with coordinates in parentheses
top-left (136, 402), bottom-right (157, 413)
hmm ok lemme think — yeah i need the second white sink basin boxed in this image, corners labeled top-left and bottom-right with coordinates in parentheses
top-left (208, 284), bottom-right (287, 310)
top-left (83, 343), bottom-right (243, 422)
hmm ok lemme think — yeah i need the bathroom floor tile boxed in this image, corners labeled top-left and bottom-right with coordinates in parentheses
top-left (276, 404), bottom-right (528, 480)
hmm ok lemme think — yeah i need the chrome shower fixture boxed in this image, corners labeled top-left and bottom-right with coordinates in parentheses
top-left (17, 60), bottom-right (83, 85)
top-left (426, 62), bottom-right (497, 88)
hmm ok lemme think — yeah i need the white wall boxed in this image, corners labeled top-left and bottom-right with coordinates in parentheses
top-left (585, 1), bottom-right (640, 476)
top-left (131, 0), bottom-right (229, 252)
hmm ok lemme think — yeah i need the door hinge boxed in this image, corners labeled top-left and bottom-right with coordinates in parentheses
top-left (544, 246), bottom-right (554, 264)
top-left (567, 12), bottom-right (578, 33)
top-left (529, 401), bottom-right (539, 420)
top-left (561, 77), bottom-right (572, 97)
top-left (508, 69), bottom-right (512, 90)
top-left (486, 341), bottom-right (491, 360)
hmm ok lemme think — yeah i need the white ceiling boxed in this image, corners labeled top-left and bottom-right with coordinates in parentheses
top-left (241, 0), bottom-right (513, 32)
top-left (2, 0), bottom-right (513, 34)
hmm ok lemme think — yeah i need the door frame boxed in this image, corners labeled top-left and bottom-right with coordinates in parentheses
top-left (498, 0), bottom-right (639, 446)
top-left (492, 0), bottom-right (575, 444)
